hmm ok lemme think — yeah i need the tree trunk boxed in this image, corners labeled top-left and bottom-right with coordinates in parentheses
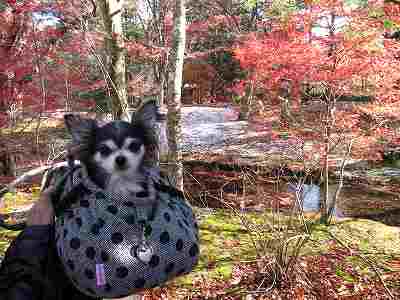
top-left (148, 1), bottom-right (169, 109)
top-left (320, 106), bottom-right (331, 224)
top-left (279, 79), bottom-right (292, 128)
top-left (97, 0), bottom-right (129, 120)
top-left (155, 107), bottom-right (168, 164)
top-left (0, 151), bottom-right (17, 177)
top-left (239, 81), bottom-right (254, 120)
top-left (239, 97), bottom-right (250, 120)
top-left (167, 0), bottom-right (186, 191)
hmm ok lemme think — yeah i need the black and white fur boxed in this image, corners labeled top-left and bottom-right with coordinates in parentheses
top-left (64, 101), bottom-right (159, 198)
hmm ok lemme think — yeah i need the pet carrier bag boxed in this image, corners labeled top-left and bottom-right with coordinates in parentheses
top-left (50, 164), bottom-right (199, 299)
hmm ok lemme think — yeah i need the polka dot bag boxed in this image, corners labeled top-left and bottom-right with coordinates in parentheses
top-left (52, 166), bottom-right (199, 298)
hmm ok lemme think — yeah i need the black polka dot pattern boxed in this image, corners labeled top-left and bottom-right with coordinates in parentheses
top-left (70, 238), bottom-right (80, 250)
top-left (136, 190), bottom-right (149, 198)
top-left (91, 224), bottom-right (100, 235)
top-left (85, 247), bottom-right (96, 260)
top-left (165, 262), bottom-right (175, 274)
top-left (133, 278), bottom-right (146, 289)
top-left (107, 205), bottom-right (118, 215)
top-left (55, 168), bottom-right (199, 298)
top-left (66, 210), bottom-right (74, 219)
top-left (111, 232), bottom-right (123, 244)
top-left (97, 218), bottom-right (105, 227)
top-left (95, 191), bottom-right (105, 199)
top-left (84, 268), bottom-right (94, 279)
top-left (176, 239), bottom-right (184, 251)
top-left (101, 251), bottom-right (109, 262)
top-left (149, 255), bottom-right (160, 268)
top-left (160, 231), bottom-right (170, 244)
top-left (123, 201), bottom-right (134, 207)
top-left (75, 217), bottom-right (82, 227)
top-left (116, 266), bottom-right (129, 278)
top-left (80, 200), bottom-right (90, 208)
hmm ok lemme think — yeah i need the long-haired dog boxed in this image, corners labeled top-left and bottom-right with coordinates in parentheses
top-left (64, 101), bottom-right (159, 198)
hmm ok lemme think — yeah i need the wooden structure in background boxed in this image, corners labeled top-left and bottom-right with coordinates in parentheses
top-left (182, 59), bottom-right (216, 104)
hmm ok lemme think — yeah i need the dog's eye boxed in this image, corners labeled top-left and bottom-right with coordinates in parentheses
top-left (129, 142), bottom-right (141, 153)
top-left (98, 145), bottom-right (112, 156)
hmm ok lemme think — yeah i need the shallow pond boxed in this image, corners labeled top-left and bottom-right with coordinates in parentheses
top-left (279, 177), bottom-right (400, 227)
top-left (185, 164), bottom-right (400, 227)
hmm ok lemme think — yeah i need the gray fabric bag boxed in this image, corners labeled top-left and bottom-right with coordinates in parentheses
top-left (53, 166), bottom-right (199, 298)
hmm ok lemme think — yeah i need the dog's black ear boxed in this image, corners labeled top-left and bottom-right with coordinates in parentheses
top-left (131, 100), bottom-right (159, 130)
top-left (64, 114), bottom-right (97, 145)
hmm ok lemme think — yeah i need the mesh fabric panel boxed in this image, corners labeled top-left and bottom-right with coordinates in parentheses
top-left (54, 167), bottom-right (199, 298)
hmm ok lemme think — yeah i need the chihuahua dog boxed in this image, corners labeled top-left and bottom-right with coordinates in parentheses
top-left (50, 102), bottom-right (199, 300)
top-left (64, 101), bottom-right (159, 199)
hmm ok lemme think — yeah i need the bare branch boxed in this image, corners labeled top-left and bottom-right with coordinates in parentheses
top-left (0, 161), bottom-right (73, 198)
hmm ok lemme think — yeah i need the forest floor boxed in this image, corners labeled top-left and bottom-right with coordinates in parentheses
top-left (0, 104), bottom-right (400, 299)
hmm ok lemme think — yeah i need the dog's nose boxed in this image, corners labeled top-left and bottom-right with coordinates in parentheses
top-left (115, 155), bottom-right (127, 168)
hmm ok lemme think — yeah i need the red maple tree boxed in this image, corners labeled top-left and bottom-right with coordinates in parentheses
top-left (233, 0), bottom-right (400, 222)
top-left (0, 1), bottom-right (99, 128)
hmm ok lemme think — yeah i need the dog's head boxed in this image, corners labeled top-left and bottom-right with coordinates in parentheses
top-left (64, 101), bottom-right (159, 189)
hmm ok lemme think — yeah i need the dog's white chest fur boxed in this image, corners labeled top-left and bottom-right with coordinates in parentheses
top-left (106, 174), bottom-right (144, 198)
